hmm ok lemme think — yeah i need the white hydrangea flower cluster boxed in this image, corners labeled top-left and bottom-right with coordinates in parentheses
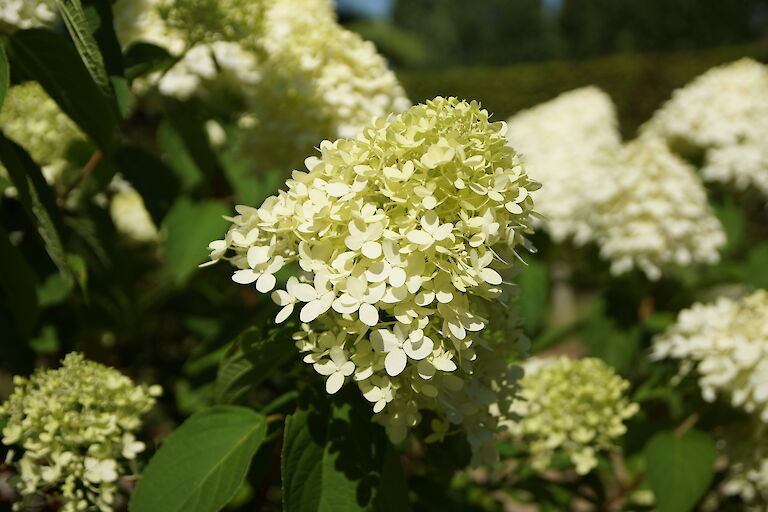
top-left (507, 357), bottom-right (639, 475)
top-left (0, 82), bottom-right (83, 192)
top-left (232, 0), bottom-right (411, 171)
top-left (652, 289), bottom-right (768, 422)
top-left (0, 0), bottom-right (57, 32)
top-left (720, 420), bottom-right (768, 510)
top-left (207, 97), bottom-right (538, 464)
top-left (0, 353), bottom-right (161, 512)
top-left (505, 87), bottom-right (621, 244)
top-left (108, 177), bottom-right (159, 244)
top-left (591, 136), bottom-right (725, 280)
top-left (644, 59), bottom-right (768, 198)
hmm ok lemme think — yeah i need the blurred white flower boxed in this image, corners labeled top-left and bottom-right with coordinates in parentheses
top-left (652, 289), bottom-right (768, 421)
top-left (506, 86), bottom-right (621, 244)
top-left (0, 0), bottom-right (57, 31)
top-left (592, 136), bottom-right (725, 280)
top-left (109, 178), bottom-right (159, 244)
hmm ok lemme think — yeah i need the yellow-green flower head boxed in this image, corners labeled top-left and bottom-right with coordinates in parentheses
top-left (652, 289), bottom-right (768, 422)
top-left (592, 135), bottom-right (725, 280)
top-left (0, 0), bottom-right (57, 33)
top-left (0, 82), bottom-right (83, 189)
top-left (505, 87), bottom-right (621, 245)
top-left (719, 419), bottom-right (768, 510)
top-left (208, 97), bottom-right (538, 463)
top-left (0, 353), bottom-right (161, 512)
top-left (508, 357), bottom-right (638, 475)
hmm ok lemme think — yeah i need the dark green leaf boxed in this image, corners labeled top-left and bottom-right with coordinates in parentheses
top-left (130, 406), bottom-right (267, 512)
top-left (0, 44), bottom-right (9, 111)
top-left (282, 386), bottom-right (411, 512)
top-left (215, 324), bottom-right (297, 404)
top-left (55, 0), bottom-right (112, 99)
top-left (7, 29), bottom-right (116, 149)
top-left (112, 145), bottom-right (180, 225)
top-left (584, 298), bottom-right (640, 371)
top-left (123, 42), bottom-right (175, 82)
top-left (0, 133), bottom-right (74, 283)
top-left (0, 222), bottom-right (39, 338)
top-left (162, 197), bottom-right (228, 284)
top-left (157, 118), bottom-right (205, 192)
top-left (644, 429), bottom-right (716, 512)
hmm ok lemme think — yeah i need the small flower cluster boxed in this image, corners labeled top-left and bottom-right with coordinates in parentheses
top-left (720, 420), bottom-right (768, 510)
top-left (644, 59), bottom-right (768, 198)
top-left (0, 82), bottom-right (83, 193)
top-left (592, 136), bottom-right (725, 280)
top-left (507, 357), bottom-right (639, 474)
top-left (0, 0), bottom-right (57, 32)
top-left (505, 87), bottom-right (621, 244)
top-left (207, 97), bottom-right (538, 463)
top-left (0, 353), bottom-right (160, 512)
top-left (652, 289), bottom-right (768, 421)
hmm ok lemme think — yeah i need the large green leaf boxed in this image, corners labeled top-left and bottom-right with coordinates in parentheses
top-left (130, 406), bottom-right (266, 512)
top-left (0, 44), bottom-right (9, 111)
top-left (123, 42), bottom-right (175, 81)
top-left (0, 134), bottom-right (73, 283)
top-left (162, 197), bottom-right (229, 284)
top-left (215, 324), bottom-right (297, 404)
top-left (746, 243), bottom-right (768, 291)
top-left (6, 29), bottom-right (116, 149)
top-left (644, 429), bottom-right (716, 512)
top-left (55, 0), bottom-right (112, 99)
top-left (112, 145), bottom-right (180, 225)
top-left (282, 387), bottom-right (411, 512)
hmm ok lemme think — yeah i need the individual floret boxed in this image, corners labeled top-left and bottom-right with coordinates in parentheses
top-left (206, 97), bottom-right (538, 464)
top-left (0, 353), bottom-right (161, 512)
top-left (592, 135), bottom-right (725, 280)
top-left (652, 289), bottom-right (768, 421)
top-left (507, 357), bottom-right (638, 474)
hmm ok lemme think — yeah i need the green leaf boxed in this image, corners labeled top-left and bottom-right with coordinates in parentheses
top-left (584, 298), bottom-right (640, 372)
top-left (746, 243), bottom-right (768, 291)
top-left (55, 0), bottom-right (112, 100)
top-left (282, 386), bottom-right (411, 512)
top-left (215, 324), bottom-right (297, 404)
top-left (157, 118), bottom-right (205, 192)
top-left (130, 406), bottom-right (267, 512)
top-left (0, 222), bottom-right (39, 338)
top-left (162, 197), bottom-right (229, 284)
top-left (123, 42), bottom-right (175, 81)
top-left (517, 259), bottom-right (549, 334)
top-left (644, 429), bottom-right (716, 512)
top-left (112, 145), bottom-right (180, 225)
top-left (7, 29), bottom-right (116, 149)
top-left (0, 134), bottom-right (74, 284)
top-left (0, 44), bottom-right (9, 111)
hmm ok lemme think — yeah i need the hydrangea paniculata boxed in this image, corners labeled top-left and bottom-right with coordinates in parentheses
top-left (652, 289), bottom-right (768, 422)
top-left (207, 97), bottom-right (538, 464)
top-left (719, 419), bottom-right (768, 510)
top-left (592, 136), bottom-right (725, 280)
top-left (0, 0), bottom-right (57, 32)
top-left (505, 87), bottom-right (621, 244)
top-left (643, 58), bottom-right (768, 199)
top-left (0, 353), bottom-right (161, 512)
top-left (507, 357), bottom-right (638, 474)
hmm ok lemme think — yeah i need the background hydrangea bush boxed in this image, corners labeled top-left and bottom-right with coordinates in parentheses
top-left (0, 1), bottom-right (767, 511)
